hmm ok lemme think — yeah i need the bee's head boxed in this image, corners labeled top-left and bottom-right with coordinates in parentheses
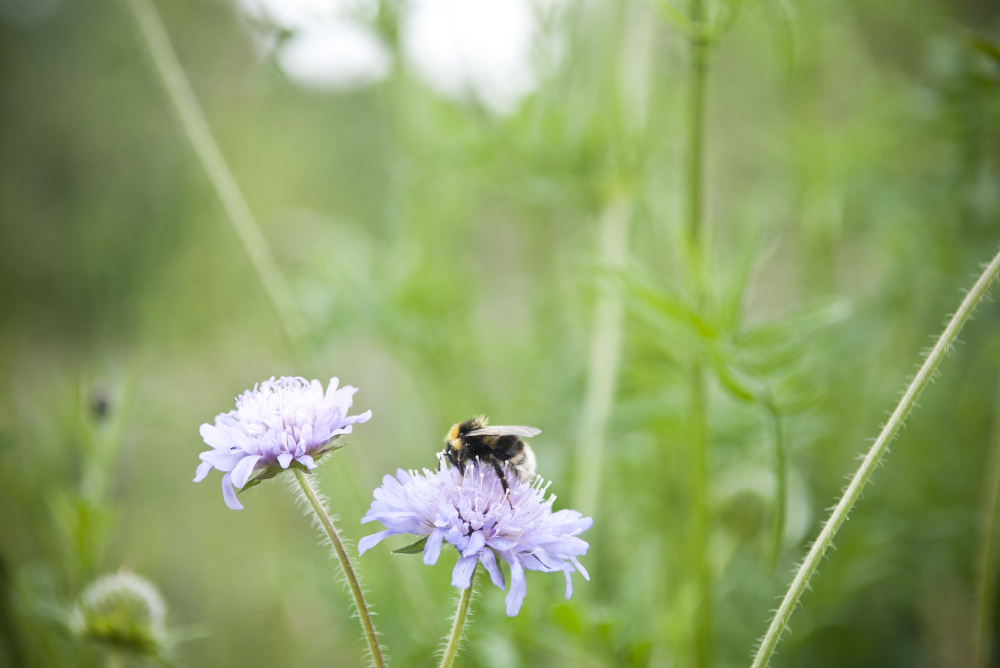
top-left (444, 416), bottom-right (488, 453)
top-left (445, 423), bottom-right (463, 452)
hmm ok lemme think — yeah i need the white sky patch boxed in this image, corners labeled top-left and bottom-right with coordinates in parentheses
top-left (239, 0), bottom-right (378, 31)
top-left (400, 0), bottom-right (540, 115)
top-left (235, 0), bottom-right (565, 112)
top-left (237, 0), bottom-right (390, 91)
top-left (278, 23), bottom-right (391, 91)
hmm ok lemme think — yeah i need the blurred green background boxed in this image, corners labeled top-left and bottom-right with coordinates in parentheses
top-left (1, 0), bottom-right (999, 666)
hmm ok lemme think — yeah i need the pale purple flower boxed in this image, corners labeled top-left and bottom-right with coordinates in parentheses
top-left (358, 461), bottom-right (592, 616)
top-left (195, 376), bottom-right (372, 510)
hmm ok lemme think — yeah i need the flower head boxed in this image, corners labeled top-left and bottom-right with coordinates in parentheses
top-left (359, 461), bottom-right (592, 616)
top-left (70, 571), bottom-right (168, 656)
top-left (195, 376), bottom-right (372, 509)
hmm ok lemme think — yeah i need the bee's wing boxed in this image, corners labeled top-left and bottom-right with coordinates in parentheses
top-left (464, 425), bottom-right (541, 438)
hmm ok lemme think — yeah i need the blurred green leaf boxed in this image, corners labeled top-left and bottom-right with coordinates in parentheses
top-left (237, 466), bottom-right (281, 495)
top-left (554, 604), bottom-right (582, 635)
top-left (649, 0), bottom-right (696, 36)
top-left (392, 537), bottom-right (428, 555)
top-left (968, 33), bottom-right (1000, 64)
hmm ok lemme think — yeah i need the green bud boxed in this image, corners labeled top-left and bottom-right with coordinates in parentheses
top-left (70, 572), bottom-right (167, 656)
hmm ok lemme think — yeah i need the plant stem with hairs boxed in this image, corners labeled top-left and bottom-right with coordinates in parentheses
top-left (972, 365), bottom-right (1000, 668)
top-left (123, 0), bottom-right (303, 347)
top-left (438, 564), bottom-right (479, 668)
top-left (293, 469), bottom-right (386, 668)
top-left (751, 245), bottom-right (1000, 668)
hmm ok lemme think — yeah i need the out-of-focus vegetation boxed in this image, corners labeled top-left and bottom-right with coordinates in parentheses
top-left (1, 0), bottom-right (1000, 666)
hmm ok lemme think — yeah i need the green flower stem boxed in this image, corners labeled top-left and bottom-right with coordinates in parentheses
top-left (293, 470), bottom-right (385, 668)
top-left (438, 563), bottom-right (479, 668)
top-left (123, 0), bottom-right (302, 347)
top-left (751, 245), bottom-right (1000, 668)
top-left (972, 366), bottom-right (1000, 668)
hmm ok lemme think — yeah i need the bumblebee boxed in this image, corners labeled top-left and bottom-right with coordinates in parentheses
top-left (441, 416), bottom-right (540, 496)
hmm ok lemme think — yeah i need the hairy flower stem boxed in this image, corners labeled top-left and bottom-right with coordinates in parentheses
top-left (972, 368), bottom-right (1000, 668)
top-left (123, 0), bottom-right (303, 348)
top-left (438, 564), bottom-right (479, 668)
top-left (751, 245), bottom-right (1000, 668)
top-left (293, 470), bottom-right (386, 668)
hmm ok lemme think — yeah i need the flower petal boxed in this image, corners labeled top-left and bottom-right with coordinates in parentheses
top-left (344, 409), bottom-right (372, 425)
top-left (222, 473), bottom-right (243, 510)
top-left (299, 423), bottom-right (314, 448)
top-left (481, 549), bottom-right (506, 591)
top-left (231, 455), bottom-right (262, 489)
top-left (296, 455), bottom-right (317, 470)
top-left (423, 528), bottom-right (446, 565)
top-left (278, 453), bottom-right (294, 469)
top-left (358, 529), bottom-right (395, 555)
top-left (193, 461), bottom-right (213, 483)
top-left (487, 536), bottom-right (517, 551)
top-left (505, 557), bottom-right (527, 617)
top-left (463, 530), bottom-right (486, 557)
top-left (325, 377), bottom-right (341, 399)
top-left (199, 449), bottom-right (244, 472)
top-left (451, 556), bottom-right (478, 589)
top-left (199, 422), bottom-right (230, 449)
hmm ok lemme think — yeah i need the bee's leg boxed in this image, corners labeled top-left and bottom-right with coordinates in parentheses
top-left (492, 461), bottom-right (513, 508)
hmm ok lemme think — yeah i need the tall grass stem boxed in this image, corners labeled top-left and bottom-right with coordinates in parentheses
top-left (972, 364), bottom-right (1000, 668)
top-left (293, 469), bottom-right (386, 668)
top-left (751, 245), bottom-right (1000, 668)
top-left (123, 0), bottom-right (302, 347)
top-left (690, 361), bottom-right (712, 668)
top-left (573, 193), bottom-right (633, 516)
top-left (768, 403), bottom-right (787, 569)
top-left (686, 0), bottom-right (707, 245)
top-left (686, 0), bottom-right (711, 663)
top-left (438, 563), bottom-right (479, 668)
